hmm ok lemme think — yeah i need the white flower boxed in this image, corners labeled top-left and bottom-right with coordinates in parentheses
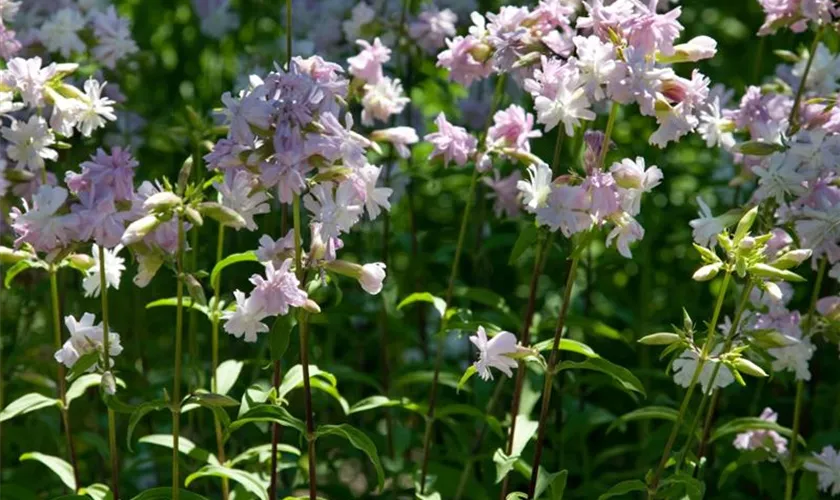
top-left (697, 97), bottom-right (735, 149)
top-left (48, 89), bottom-right (86, 137)
top-left (83, 244), bottom-right (125, 298)
top-left (2, 116), bottom-right (58, 171)
top-left (768, 335), bottom-right (815, 381)
top-left (536, 185), bottom-right (593, 237)
top-left (573, 35), bottom-right (618, 101)
top-left (355, 164), bottom-right (392, 220)
top-left (671, 346), bottom-right (734, 394)
top-left (804, 446), bottom-right (840, 496)
top-left (534, 78), bottom-right (596, 136)
top-left (517, 162), bottom-right (553, 213)
top-left (76, 79), bottom-right (117, 137)
top-left (134, 251), bottom-right (163, 288)
top-left (469, 326), bottom-right (519, 381)
top-left (361, 77), bottom-right (409, 126)
top-left (215, 170), bottom-right (270, 231)
top-left (304, 181), bottom-right (363, 241)
top-left (0, 90), bottom-right (23, 115)
top-left (38, 8), bottom-right (86, 58)
top-left (256, 230), bottom-right (295, 266)
top-left (359, 262), bottom-right (386, 295)
top-left (2, 57), bottom-right (57, 107)
top-left (54, 313), bottom-right (122, 369)
top-left (370, 127), bottom-right (418, 158)
top-left (610, 157), bottom-right (663, 216)
top-left (689, 197), bottom-right (730, 248)
top-left (753, 152), bottom-right (810, 204)
top-left (222, 290), bottom-right (269, 343)
top-left (606, 213), bottom-right (645, 259)
top-left (0, 1), bottom-right (21, 24)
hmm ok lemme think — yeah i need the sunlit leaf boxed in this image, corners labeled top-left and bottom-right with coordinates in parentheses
top-left (186, 465), bottom-right (268, 500)
top-left (19, 452), bottom-right (76, 490)
top-left (0, 393), bottom-right (59, 422)
top-left (315, 424), bottom-right (385, 489)
top-left (210, 251), bottom-right (259, 290)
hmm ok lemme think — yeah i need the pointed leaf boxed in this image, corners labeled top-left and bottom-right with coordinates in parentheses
top-left (210, 251), bottom-right (258, 291)
top-left (228, 404), bottom-right (306, 438)
top-left (270, 314), bottom-right (297, 362)
top-left (315, 423), bottom-right (385, 489)
top-left (0, 393), bottom-right (59, 422)
top-left (138, 434), bottom-right (219, 465)
top-left (215, 359), bottom-right (244, 397)
top-left (185, 465), bottom-right (268, 500)
top-left (397, 292), bottom-right (446, 318)
top-left (127, 399), bottom-right (170, 451)
top-left (556, 357), bottom-right (646, 397)
top-left (598, 480), bottom-right (647, 499)
top-left (19, 452), bottom-right (76, 490)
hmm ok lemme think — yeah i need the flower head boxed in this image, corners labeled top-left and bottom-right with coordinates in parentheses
top-left (469, 326), bottom-right (519, 381)
top-left (424, 113), bottom-right (478, 167)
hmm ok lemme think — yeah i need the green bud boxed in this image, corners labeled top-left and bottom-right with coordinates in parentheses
top-left (197, 202), bottom-right (245, 228)
top-left (143, 192), bottom-right (182, 212)
top-left (734, 206), bottom-right (758, 243)
top-left (0, 246), bottom-right (31, 264)
top-left (749, 263), bottom-right (806, 282)
top-left (122, 215), bottom-right (162, 246)
top-left (183, 206), bottom-right (204, 227)
top-left (733, 358), bottom-right (768, 378)
top-left (770, 249), bottom-right (812, 270)
top-left (638, 332), bottom-right (681, 345)
top-left (693, 262), bottom-right (722, 281)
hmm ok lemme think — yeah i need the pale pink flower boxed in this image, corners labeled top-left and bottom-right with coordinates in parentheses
top-left (370, 127), bottom-right (418, 158)
top-left (483, 170), bottom-right (521, 219)
top-left (222, 290), bottom-right (270, 342)
top-left (424, 112), bottom-right (478, 167)
top-left (470, 326), bottom-right (519, 381)
top-left (536, 184), bottom-right (593, 236)
top-left (409, 7), bottom-right (457, 54)
top-left (361, 77), bottom-right (409, 126)
top-left (347, 38), bottom-right (391, 84)
top-left (437, 35), bottom-right (493, 86)
top-left (256, 230), bottom-right (295, 266)
top-left (733, 407), bottom-right (788, 456)
top-left (487, 104), bottom-right (542, 153)
top-left (249, 258), bottom-right (308, 316)
top-left (10, 185), bottom-right (78, 252)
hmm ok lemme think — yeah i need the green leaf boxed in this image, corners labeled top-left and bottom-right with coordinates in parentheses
top-left (78, 483), bottom-right (111, 500)
top-left (394, 370), bottom-right (470, 392)
top-left (535, 469), bottom-right (567, 500)
top-left (0, 392), bottom-right (59, 422)
top-left (731, 141), bottom-right (785, 156)
top-left (277, 364), bottom-right (336, 401)
top-left (556, 357), bottom-right (646, 397)
top-left (511, 415), bottom-right (539, 457)
top-left (65, 352), bottom-right (100, 383)
top-left (506, 494), bottom-right (528, 500)
top-left (189, 391), bottom-right (239, 407)
top-left (126, 399), bottom-right (170, 451)
top-left (102, 393), bottom-right (138, 414)
top-left (494, 449), bottom-right (519, 484)
top-left (607, 406), bottom-right (679, 434)
top-left (4, 260), bottom-right (40, 288)
top-left (229, 443), bottom-right (301, 467)
top-left (533, 338), bottom-right (599, 358)
top-left (210, 251), bottom-right (258, 290)
top-left (397, 292), bottom-right (446, 318)
top-left (138, 434), bottom-right (219, 465)
top-left (215, 359), bottom-right (244, 396)
top-left (145, 297), bottom-right (209, 317)
top-left (598, 479), bottom-right (647, 499)
top-left (718, 448), bottom-right (770, 488)
top-left (185, 465), bottom-right (268, 500)
top-left (457, 365), bottom-right (477, 393)
top-left (228, 404), bottom-right (306, 438)
top-left (270, 314), bottom-right (297, 362)
top-left (509, 223), bottom-right (538, 264)
top-left (19, 452), bottom-right (76, 490)
top-left (711, 417), bottom-right (806, 445)
top-left (348, 395), bottom-right (397, 414)
top-left (130, 488), bottom-right (209, 500)
top-left (67, 373), bottom-right (125, 407)
top-left (660, 472), bottom-right (705, 500)
top-left (315, 423), bottom-right (385, 489)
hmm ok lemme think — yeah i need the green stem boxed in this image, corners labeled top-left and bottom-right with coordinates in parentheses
top-left (785, 258), bottom-right (827, 500)
top-left (677, 282), bottom-right (754, 472)
top-left (293, 195), bottom-right (317, 500)
top-left (648, 270), bottom-right (732, 497)
top-left (98, 247), bottom-right (121, 499)
top-left (172, 217), bottom-right (186, 500)
top-left (454, 378), bottom-right (507, 500)
top-left (788, 26), bottom-right (825, 134)
top-left (598, 103), bottom-right (619, 168)
top-left (211, 223), bottom-right (229, 500)
top-left (50, 270), bottom-right (80, 492)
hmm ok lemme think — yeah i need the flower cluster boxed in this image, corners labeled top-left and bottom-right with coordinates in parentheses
top-left (757, 0), bottom-right (839, 35)
top-left (206, 55), bottom-right (405, 343)
top-left (3, 2), bottom-right (137, 68)
top-left (54, 312), bottom-right (123, 394)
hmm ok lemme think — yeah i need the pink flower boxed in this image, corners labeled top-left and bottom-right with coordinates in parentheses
top-left (222, 290), bottom-right (269, 342)
top-left (370, 127), bottom-right (418, 158)
top-left (733, 407), bottom-right (788, 456)
top-left (249, 258), bottom-right (308, 316)
top-left (409, 7), bottom-right (457, 54)
top-left (536, 184), bottom-right (593, 236)
top-left (483, 170), bottom-right (521, 219)
top-left (424, 113), bottom-right (478, 167)
top-left (256, 230), bottom-right (295, 267)
top-left (437, 35), bottom-right (493, 86)
top-left (348, 38), bottom-right (391, 83)
top-left (361, 77), bottom-right (409, 126)
top-left (625, 1), bottom-right (684, 56)
top-left (582, 171), bottom-right (620, 223)
top-left (72, 191), bottom-right (134, 248)
top-left (606, 213), bottom-right (645, 258)
top-left (74, 147), bottom-right (138, 202)
top-left (487, 104), bottom-right (542, 153)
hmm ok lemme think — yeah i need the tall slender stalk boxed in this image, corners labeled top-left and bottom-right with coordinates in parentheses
top-left (418, 74), bottom-right (507, 493)
top-left (292, 194), bottom-right (317, 500)
top-left (648, 270), bottom-right (733, 497)
top-left (270, 5), bottom-right (295, 497)
top-left (787, 25), bottom-right (824, 133)
top-left (98, 246), bottom-right (121, 499)
top-left (50, 270), bottom-right (80, 492)
top-left (526, 254), bottom-right (580, 498)
top-left (172, 217), bottom-right (186, 500)
top-left (211, 223), bottom-right (230, 500)
top-left (784, 258), bottom-right (827, 500)
top-left (499, 128), bottom-right (564, 499)
top-left (677, 282), bottom-right (754, 472)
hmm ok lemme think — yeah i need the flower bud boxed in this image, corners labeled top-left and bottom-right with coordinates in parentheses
top-left (693, 262), bottom-right (722, 281)
top-left (303, 299), bottom-right (321, 314)
top-left (359, 263), bottom-right (386, 295)
top-left (661, 36), bottom-right (718, 63)
top-left (183, 206), bottom-right (204, 227)
top-left (738, 236), bottom-right (756, 250)
top-left (638, 332), bottom-right (681, 345)
top-left (468, 42), bottom-right (493, 63)
top-left (817, 296), bottom-right (840, 321)
top-left (611, 161), bottom-right (644, 189)
top-left (122, 215), bottom-right (162, 246)
top-left (143, 192), bottom-right (182, 212)
top-left (770, 249), bottom-right (812, 270)
top-left (67, 253), bottom-right (95, 271)
top-left (0, 246), bottom-right (31, 264)
top-left (101, 371), bottom-right (117, 395)
top-left (733, 358), bottom-right (768, 378)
